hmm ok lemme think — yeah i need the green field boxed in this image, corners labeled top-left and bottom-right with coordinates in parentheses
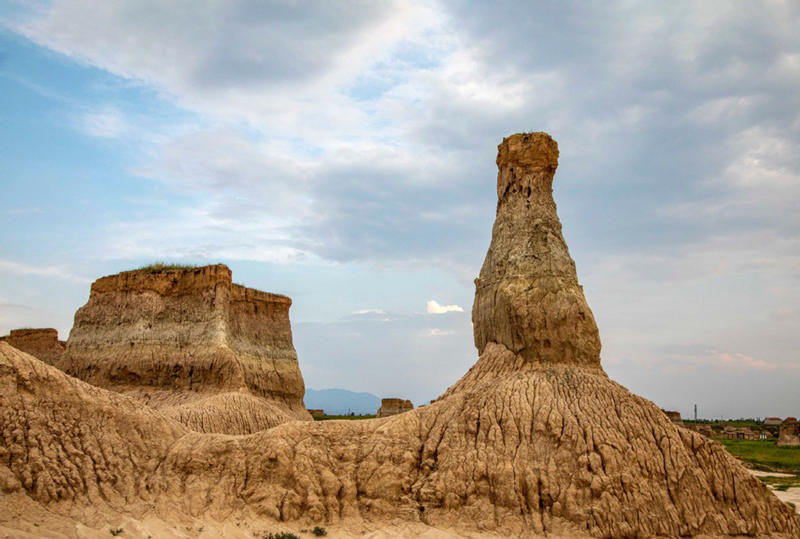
top-left (719, 439), bottom-right (800, 474)
top-left (718, 439), bottom-right (800, 493)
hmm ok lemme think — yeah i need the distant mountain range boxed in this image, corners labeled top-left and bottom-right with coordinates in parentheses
top-left (304, 388), bottom-right (381, 415)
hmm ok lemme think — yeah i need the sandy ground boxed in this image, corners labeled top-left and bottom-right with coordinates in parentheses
top-left (0, 493), bottom-right (579, 539)
top-left (747, 469), bottom-right (795, 478)
top-left (2, 468), bottom-right (796, 538)
top-left (770, 488), bottom-right (800, 516)
top-left (745, 468), bottom-right (800, 516)
top-left (0, 516), bottom-right (584, 539)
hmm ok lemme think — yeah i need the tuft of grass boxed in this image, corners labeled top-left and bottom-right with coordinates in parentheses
top-left (109, 528), bottom-right (123, 536)
top-left (135, 262), bottom-right (201, 274)
top-left (312, 526), bottom-right (327, 536)
top-left (264, 533), bottom-right (299, 539)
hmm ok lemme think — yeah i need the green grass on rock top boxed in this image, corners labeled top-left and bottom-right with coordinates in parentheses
top-left (135, 262), bottom-right (204, 274)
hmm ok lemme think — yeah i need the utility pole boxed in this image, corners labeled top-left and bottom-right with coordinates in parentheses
top-left (694, 404), bottom-right (697, 421)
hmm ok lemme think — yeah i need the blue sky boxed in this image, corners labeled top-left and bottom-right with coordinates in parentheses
top-left (1, 1), bottom-right (799, 418)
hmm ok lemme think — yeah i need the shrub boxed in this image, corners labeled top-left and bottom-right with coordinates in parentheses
top-left (135, 262), bottom-right (200, 273)
top-left (312, 526), bottom-right (327, 536)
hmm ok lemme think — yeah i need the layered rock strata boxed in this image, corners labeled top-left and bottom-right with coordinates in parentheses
top-left (472, 134), bottom-right (601, 368)
top-left (376, 398), bottom-right (413, 417)
top-left (0, 328), bottom-right (65, 366)
top-left (1, 134), bottom-right (798, 537)
top-left (56, 264), bottom-right (311, 433)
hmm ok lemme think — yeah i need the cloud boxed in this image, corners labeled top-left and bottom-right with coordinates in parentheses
top-left (426, 300), bottom-right (463, 314)
top-left (424, 328), bottom-right (459, 337)
top-left (80, 107), bottom-right (128, 138)
top-left (5, 1), bottom-right (800, 418)
top-left (9, 1), bottom-right (800, 276)
top-left (0, 260), bottom-right (89, 283)
top-left (707, 350), bottom-right (778, 371)
top-left (13, 0), bottom-right (442, 135)
top-left (5, 207), bottom-right (44, 215)
top-left (352, 309), bottom-right (385, 315)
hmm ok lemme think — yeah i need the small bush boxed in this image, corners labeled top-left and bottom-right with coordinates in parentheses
top-left (312, 526), bottom-right (327, 536)
top-left (264, 533), bottom-right (299, 539)
top-left (110, 529), bottom-right (123, 536)
top-left (135, 262), bottom-right (200, 273)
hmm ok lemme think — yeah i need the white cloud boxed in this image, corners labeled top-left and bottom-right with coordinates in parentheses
top-left (80, 107), bottom-right (127, 138)
top-left (424, 328), bottom-right (458, 337)
top-left (0, 260), bottom-right (89, 283)
top-left (14, 0), bottom-right (444, 142)
top-left (5, 207), bottom-right (44, 215)
top-left (707, 350), bottom-right (780, 371)
top-left (426, 300), bottom-right (463, 314)
top-left (352, 309), bottom-right (385, 315)
top-left (5, 1), bottom-right (800, 417)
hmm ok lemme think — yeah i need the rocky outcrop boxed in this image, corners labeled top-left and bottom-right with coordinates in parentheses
top-left (663, 410), bottom-right (684, 425)
top-left (472, 133), bottom-right (601, 368)
top-left (1, 133), bottom-right (798, 537)
top-left (0, 328), bottom-right (65, 366)
top-left (376, 398), bottom-right (413, 417)
top-left (56, 264), bottom-right (310, 433)
top-left (778, 419), bottom-right (800, 446)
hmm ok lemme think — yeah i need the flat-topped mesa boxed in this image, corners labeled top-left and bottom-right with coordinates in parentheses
top-left (472, 132), bottom-right (602, 369)
top-left (0, 328), bottom-right (65, 366)
top-left (376, 398), bottom-right (413, 417)
top-left (58, 264), bottom-right (310, 433)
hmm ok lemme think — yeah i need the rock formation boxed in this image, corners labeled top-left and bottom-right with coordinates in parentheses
top-left (1, 133), bottom-right (798, 537)
top-left (0, 328), bottom-right (65, 366)
top-left (56, 264), bottom-right (311, 434)
top-left (376, 398), bottom-right (413, 417)
top-left (663, 410), bottom-right (684, 425)
top-left (778, 419), bottom-right (800, 446)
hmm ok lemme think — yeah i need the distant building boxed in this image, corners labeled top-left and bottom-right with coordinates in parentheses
top-left (307, 409), bottom-right (325, 416)
top-left (764, 417), bottom-right (783, 426)
top-left (720, 427), bottom-right (758, 440)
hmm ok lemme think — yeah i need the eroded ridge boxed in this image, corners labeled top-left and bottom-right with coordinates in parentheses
top-left (2, 342), bottom-right (798, 537)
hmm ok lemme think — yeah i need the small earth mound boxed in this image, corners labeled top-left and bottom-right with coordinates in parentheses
top-left (0, 328), bottom-right (65, 366)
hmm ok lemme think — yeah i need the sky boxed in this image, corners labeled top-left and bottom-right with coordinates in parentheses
top-left (1, 1), bottom-right (798, 420)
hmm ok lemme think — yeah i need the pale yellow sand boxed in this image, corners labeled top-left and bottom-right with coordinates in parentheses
top-left (745, 468), bottom-right (800, 515)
